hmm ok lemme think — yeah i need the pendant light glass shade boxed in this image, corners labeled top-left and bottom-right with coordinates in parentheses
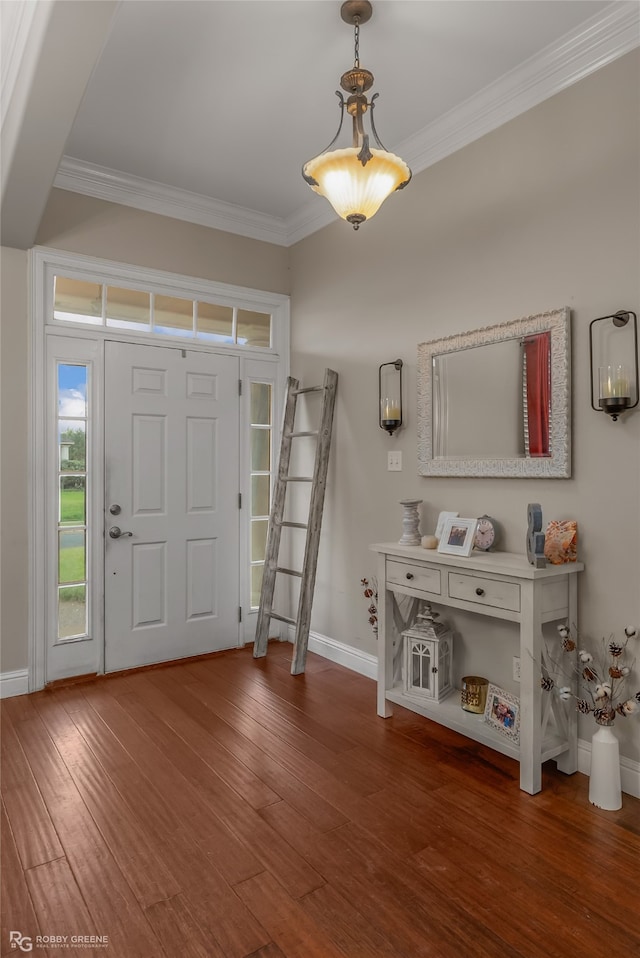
top-left (304, 146), bottom-right (411, 225)
top-left (302, 1), bottom-right (411, 230)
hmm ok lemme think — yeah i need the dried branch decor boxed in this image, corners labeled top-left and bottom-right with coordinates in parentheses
top-left (360, 578), bottom-right (378, 636)
top-left (543, 624), bottom-right (640, 726)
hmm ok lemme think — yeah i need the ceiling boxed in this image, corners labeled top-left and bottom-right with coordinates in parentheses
top-left (2, 1), bottom-right (638, 248)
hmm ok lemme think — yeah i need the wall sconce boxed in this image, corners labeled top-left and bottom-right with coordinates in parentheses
top-left (589, 310), bottom-right (638, 421)
top-left (379, 359), bottom-right (403, 435)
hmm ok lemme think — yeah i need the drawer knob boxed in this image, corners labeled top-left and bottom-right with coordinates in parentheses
top-left (475, 587), bottom-right (485, 597)
top-left (406, 572), bottom-right (414, 580)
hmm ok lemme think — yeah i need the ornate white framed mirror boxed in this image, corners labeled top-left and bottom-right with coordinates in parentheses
top-left (417, 308), bottom-right (571, 478)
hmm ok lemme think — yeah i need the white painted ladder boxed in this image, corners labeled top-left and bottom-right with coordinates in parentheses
top-left (253, 369), bottom-right (338, 674)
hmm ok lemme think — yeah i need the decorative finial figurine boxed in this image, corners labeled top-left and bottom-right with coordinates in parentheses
top-left (526, 503), bottom-right (546, 568)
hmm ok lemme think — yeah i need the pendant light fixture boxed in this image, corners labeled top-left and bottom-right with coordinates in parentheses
top-left (302, 0), bottom-right (411, 230)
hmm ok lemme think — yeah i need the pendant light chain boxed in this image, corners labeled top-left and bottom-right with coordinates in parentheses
top-left (354, 17), bottom-right (360, 68)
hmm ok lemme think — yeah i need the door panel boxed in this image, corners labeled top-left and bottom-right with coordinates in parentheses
top-left (104, 341), bottom-right (239, 672)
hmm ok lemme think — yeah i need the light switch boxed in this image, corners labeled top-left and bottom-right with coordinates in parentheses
top-left (388, 451), bottom-right (402, 471)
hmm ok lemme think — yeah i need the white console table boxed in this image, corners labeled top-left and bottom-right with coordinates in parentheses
top-left (370, 543), bottom-right (583, 794)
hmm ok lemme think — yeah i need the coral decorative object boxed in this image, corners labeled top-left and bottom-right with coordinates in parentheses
top-left (544, 519), bottom-right (577, 564)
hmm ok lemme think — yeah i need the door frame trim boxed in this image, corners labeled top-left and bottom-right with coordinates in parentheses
top-left (29, 246), bottom-right (289, 690)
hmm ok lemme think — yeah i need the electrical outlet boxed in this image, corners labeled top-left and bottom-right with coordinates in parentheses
top-left (387, 451), bottom-right (402, 471)
top-left (513, 656), bottom-right (521, 682)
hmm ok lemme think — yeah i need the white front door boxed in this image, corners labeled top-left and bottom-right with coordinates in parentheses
top-left (104, 341), bottom-right (240, 672)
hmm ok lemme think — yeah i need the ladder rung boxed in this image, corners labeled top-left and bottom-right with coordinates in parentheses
top-left (276, 567), bottom-right (303, 578)
top-left (269, 611), bottom-right (296, 626)
top-left (292, 385), bottom-right (323, 395)
top-left (286, 431), bottom-right (319, 438)
top-left (280, 521), bottom-right (308, 529)
top-left (284, 477), bottom-right (313, 482)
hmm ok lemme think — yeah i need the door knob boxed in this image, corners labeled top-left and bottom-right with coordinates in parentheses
top-left (109, 526), bottom-right (133, 539)
top-left (109, 503), bottom-right (121, 515)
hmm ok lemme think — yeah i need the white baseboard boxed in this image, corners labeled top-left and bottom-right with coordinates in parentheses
top-left (578, 737), bottom-right (640, 800)
top-left (0, 669), bottom-right (29, 698)
top-left (286, 627), bottom-right (378, 681)
top-left (290, 630), bottom-right (640, 800)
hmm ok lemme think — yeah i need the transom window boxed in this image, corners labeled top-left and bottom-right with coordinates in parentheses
top-left (53, 275), bottom-right (272, 348)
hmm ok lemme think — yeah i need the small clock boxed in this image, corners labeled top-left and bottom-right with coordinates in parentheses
top-left (474, 515), bottom-right (499, 551)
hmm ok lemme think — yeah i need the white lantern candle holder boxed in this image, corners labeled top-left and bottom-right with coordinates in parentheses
top-left (402, 604), bottom-right (453, 703)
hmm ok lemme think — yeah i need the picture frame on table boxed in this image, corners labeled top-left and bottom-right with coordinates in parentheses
top-left (437, 516), bottom-right (477, 556)
top-left (484, 684), bottom-right (520, 743)
top-left (435, 510), bottom-right (459, 542)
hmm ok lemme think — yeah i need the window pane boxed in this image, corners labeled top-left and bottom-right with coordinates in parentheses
top-left (251, 565), bottom-right (264, 610)
top-left (250, 383), bottom-right (271, 425)
top-left (58, 586), bottom-right (87, 639)
top-left (54, 276), bottom-right (103, 325)
top-left (251, 427), bottom-right (270, 472)
top-left (106, 286), bottom-right (150, 331)
top-left (60, 476), bottom-right (85, 525)
top-left (197, 302), bottom-right (234, 342)
top-left (237, 309), bottom-right (271, 348)
top-left (251, 475), bottom-right (270, 517)
top-left (58, 364), bottom-right (87, 418)
top-left (59, 421), bottom-right (86, 471)
top-left (59, 530), bottom-right (86, 584)
top-left (251, 520), bottom-right (268, 563)
top-left (154, 294), bottom-right (194, 336)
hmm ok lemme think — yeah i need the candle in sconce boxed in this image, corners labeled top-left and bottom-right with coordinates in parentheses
top-left (382, 398), bottom-right (400, 420)
top-left (599, 365), bottom-right (631, 400)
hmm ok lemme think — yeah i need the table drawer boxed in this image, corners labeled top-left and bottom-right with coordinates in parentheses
top-left (387, 559), bottom-right (441, 595)
top-left (448, 572), bottom-right (520, 612)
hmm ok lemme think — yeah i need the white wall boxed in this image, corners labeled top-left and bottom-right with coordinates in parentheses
top-left (36, 190), bottom-right (291, 294)
top-left (289, 51), bottom-right (640, 762)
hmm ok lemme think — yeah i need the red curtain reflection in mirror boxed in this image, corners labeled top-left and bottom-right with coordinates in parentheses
top-left (524, 332), bottom-right (551, 456)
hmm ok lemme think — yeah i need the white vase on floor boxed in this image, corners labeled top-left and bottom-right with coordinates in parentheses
top-left (589, 723), bottom-right (622, 810)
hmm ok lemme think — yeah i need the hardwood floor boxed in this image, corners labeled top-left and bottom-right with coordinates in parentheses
top-left (2, 642), bottom-right (639, 958)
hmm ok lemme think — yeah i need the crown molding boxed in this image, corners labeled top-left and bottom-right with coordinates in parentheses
top-left (54, 1), bottom-right (639, 248)
top-left (284, 201), bottom-right (339, 247)
top-left (1, 0), bottom-right (46, 123)
top-left (395, 0), bottom-right (640, 178)
top-left (54, 157), bottom-right (290, 247)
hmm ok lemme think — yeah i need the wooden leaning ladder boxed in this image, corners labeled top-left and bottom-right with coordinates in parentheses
top-left (253, 369), bottom-right (338, 674)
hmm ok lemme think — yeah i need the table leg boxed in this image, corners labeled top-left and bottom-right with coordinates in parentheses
top-left (556, 574), bottom-right (578, 774)
top-left (519, 580), bottom-right (542, 794)
top-left (376, 552), bottom-right (393, 718)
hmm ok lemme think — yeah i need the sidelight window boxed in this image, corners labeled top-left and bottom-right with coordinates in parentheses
top-left (249, 382), bottom-right (273, 608)
top-left (57, 363), bottom-right (89, 640)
